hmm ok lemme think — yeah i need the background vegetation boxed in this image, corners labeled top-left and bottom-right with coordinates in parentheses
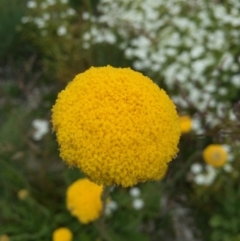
top-left (1, 0), bottom-right (240, 240)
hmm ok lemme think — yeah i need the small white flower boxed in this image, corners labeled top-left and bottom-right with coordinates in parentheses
top-left (219, 87), bottom-right (228, 96)
top-left (46, 0), bottom-right (56, 6)
top-left (205, 83), bottom-right (216, 92)
top-left (129, 187), bottom-right (141, 198)
top-left (43, 13), bottom-right (50, 21)
top-left (223, 163), bottom-right (233, 173)
top-left (205, 165), bottom-right (217, 185)
top-left (107, 201), bottom-right (118, 210)
top-left (178, 51), bottom-right (190, 64)
top-left (227, 153), bottom-right (234, 162)
top-left (104, 32), bottom-right (116, 44)
top-left (21, 16), bottom-right (30, 24)
top-left (194, 165), bottom-right (217, 186)
top-left (192, 118), bottom-right (204, 134)
top-left (222, 53), bottom-right (234, 70)
top-left (83, 32), bottom-right (91, 41)
top-left (67, 8), bottom-right (76, 16)
top-left (231, 75), bottom-right (240, 87)
top-left (27, 1), bottom-right (37, 8)
top-left (34, 18), bottom-right (45, 29)
top-left (82, 42), bottom-right (90, 49)
top-left (191, 46), bottom-right (204, 58)
top-left (104, 207), bottom-right (112, 216)
top-left (190, 163), bottom-right (203, 174)
top-left (32, 119), bottom-right (49, 141)
top-left (222, 144), bottom-right (231, 153)
top-left (57, 26), bottom-right (67, 36)
top-left (82, 12), bottom-right (90, 20)
top-left (104, 200), bottom-right (117, 216)
top-left (133, 61), bottom-right (144, 70)
top-left (194, 174), bottom-right (206, 185)
top-left (132, 198), bottom-right (144, 210)
top-left (165, 48), bottom-right (177, 57)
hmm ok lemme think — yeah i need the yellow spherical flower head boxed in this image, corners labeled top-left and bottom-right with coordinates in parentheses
top-left (52, 66), bottom-right (180, 187)
top-left (66, 178), bottom-right (103, 224)
top-left (17, 189), bottom-right (29, 200)
top-left (180, 115), bottom-right (192, 134)
top-left (203, 144), bottom-right (227, 167)
top-left (52, 227), bottom-right (73, 241)
top-left (0, 235), bottom-right (10, 241)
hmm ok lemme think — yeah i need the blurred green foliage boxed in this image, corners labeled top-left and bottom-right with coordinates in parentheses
top-left (0, 0), bottom-right (26, 59)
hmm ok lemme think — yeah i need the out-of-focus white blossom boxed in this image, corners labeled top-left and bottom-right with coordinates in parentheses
top-left (43, 13), bottom-right (50, 21)
top-left (105, 200), bottom-right (118, 216)
top-left (192, 118), bottom-right (204, 135)
top-left (190, 163), bottom-right (203, 174)
top-left (21, 16), bottom-right (30, 24)
top-left (32, 119), bottom-right (49, 141)
top-left (132, 198), bottom-right (144, 210)
top-left (223, 163), bottom-right (233, 173)
top-left (67, 8), bottom-right (76, 16)
top-left (57, 26), bottom-right (67, 36)
top-left (129, 187), bottom-right (141, 198)
top-left (194, 165), bottom-right (217, 186)
top-left (82, 12), bottom-right (90, 20)
top-left (27, 1), bottom-right (37, 8)
top-left (34, 18), bottom-right (45, 28)
top-left (191, 46), bottom-right (205, 58)
top-left (231, 75), bottom-right (240, 87)
top-left (82, 42), bottom-right (90, 49)
top-left (222, 144), bottom-right (231, 153)
top-left (219, 88), bottom-right (228, 96)
top-left (46, 0), bottom-right (56, 6)
top-left (227, 152), bottom-right (234, 162)
top-left (194, 174), bottom-right (206, 185)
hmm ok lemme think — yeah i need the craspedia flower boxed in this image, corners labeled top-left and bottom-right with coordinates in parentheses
top-left (180, 115), bottom-right (192, 134)
top-left (66, 178), bottom-right (103, 224)
top-left (0, 235), bottom-right (10, 241)
top-left (203, 144), bottom-right (227, 167)
top-left (52, 227), bottom-right (73, 241)
top-left (52, 66), bottom-right (180, 187)
top-left (17, 189), bottom-right (29, 200)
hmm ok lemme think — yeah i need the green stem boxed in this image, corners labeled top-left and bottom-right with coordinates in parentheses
top-left (95, 185), bottom-right (113, 241)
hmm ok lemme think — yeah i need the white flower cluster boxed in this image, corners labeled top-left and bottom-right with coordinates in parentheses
top-left (82, 0), bottom-right (240, 127)
top-left (32, 119), bottom-right (49, 140)
top-left (23, 0), bottom-right (76, 36)
top-left (129, 187), bottom-right (144, 210)
top-left (105, 200), bottom-right (118, 216)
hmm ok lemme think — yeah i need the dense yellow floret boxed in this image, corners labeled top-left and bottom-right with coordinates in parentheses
top-left (66, 178), bottom-right (103, 224)
top-left (203, 144), bottom-right (227, 167)
top-left (180, 115), bottom-right (192, 134)
top-left (52, 66), bottom-right (180, 187)
top-left (52, 227), bottom-right (73, 241)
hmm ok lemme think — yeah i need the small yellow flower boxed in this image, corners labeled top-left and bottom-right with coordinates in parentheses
top-left (52, 66), bottom-right (180, 187)
top-left (180, 115), bottom-right (192, 134)
top-left (17, 189), bottom-right (29, 200)
top-left (66, 178), bottom-right (103, 224)
top-left (0, 235), bottom-right (10, 241)
top-left (203, 144), bottom-right (227, 167)
top-left (52, 228), bottom-right (73, 241)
